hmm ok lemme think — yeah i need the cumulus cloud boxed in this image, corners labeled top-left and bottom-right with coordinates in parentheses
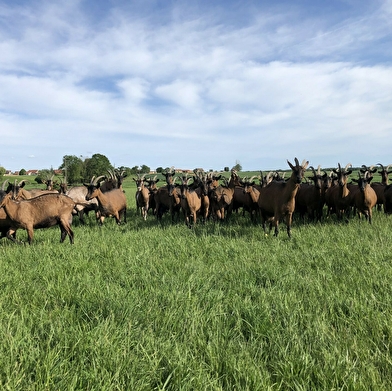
top-left (0, 0), bottom-right (392, 171)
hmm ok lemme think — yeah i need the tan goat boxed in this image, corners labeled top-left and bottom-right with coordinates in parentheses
top-left (84, 176), bottom-right (127, 225)
top-left (258, 158), bottom-right (309, 238)
top-left (0, 191), bottom-right (76, 244)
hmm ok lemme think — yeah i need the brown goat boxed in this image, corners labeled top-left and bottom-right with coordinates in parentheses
top-left (258, 158), bottom-right (309, 237)
top-left (65, 186), bottom-right (99, 224)
top-left (0, 191), bottom-right (76, 244)
top-left (191, 170), bottom-right (210, 222)
top-left (154, 170), bottom-right (181, 222)
top-left (371, 163), bottom-right (392, 211)
top-left (295, 165), bottom-right (325, 222)
top-left (383, 184), bottom-right (392, 215)
top-left (84, 176), bottom-right (127, 225)
top-left (324, 163), bottom-right (353, 220)
top-left (145, 176), bottom-right (160, 215)
top-left (208, 170), bottom-right (240, 221)
top-left (237, 175), bottom-right (262, 222)
top-left (0, 181), bottom-right (14, 240)
top-left (133, 174), bottom-right (150, 220)
top-left (178, 176), bottom-right (203, 226)
top-left (351, 171), bottom-right (377, 223)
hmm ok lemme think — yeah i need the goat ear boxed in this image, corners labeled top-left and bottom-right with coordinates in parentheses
top-left (287, 160), bottom-right (294, 170)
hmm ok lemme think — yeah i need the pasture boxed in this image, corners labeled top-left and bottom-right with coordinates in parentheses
top-left (1, 174), bottom-right (392, 390)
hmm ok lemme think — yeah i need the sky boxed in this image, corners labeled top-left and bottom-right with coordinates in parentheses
top-left (1, 0), bottom-right (392, 173)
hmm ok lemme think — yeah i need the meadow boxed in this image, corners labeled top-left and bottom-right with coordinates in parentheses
top-left (1, 174), bottom-right (392, 390)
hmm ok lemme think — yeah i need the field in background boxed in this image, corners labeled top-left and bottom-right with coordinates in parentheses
top-left (1, 174), bottom-right (392, 390)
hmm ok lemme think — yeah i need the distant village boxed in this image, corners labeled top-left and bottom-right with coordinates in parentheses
top-left (4, 169), bottom-right (64, 176)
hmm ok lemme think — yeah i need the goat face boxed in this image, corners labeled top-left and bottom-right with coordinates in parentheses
top-left (135, 179), bottom-right (144, 192)
top-left (353, 172), bottom-right (373, 192)
top-left (168, 182), bottom-right (177, 197)
top-left (84, 184), bottom-right (100, 201)
top-left (287, 158), bottom-right (309, 184)
top-left (333, 163), bottom-right (352, 188)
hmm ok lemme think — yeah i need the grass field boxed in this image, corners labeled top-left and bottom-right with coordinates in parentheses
top-left (1, 175), bottom-right (392, 390)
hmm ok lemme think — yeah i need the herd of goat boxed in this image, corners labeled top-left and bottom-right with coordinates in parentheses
top-left (0, 159), bottom-right (391, 244)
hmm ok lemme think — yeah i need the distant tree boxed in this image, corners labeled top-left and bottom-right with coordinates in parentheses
top-left (116, 166), bottom-right (132, 178)
top-left (19, 168), bottom-right (27, 175)
top-left (156, 167), bottom-right (163, 173)
top-left (35, 169), bottom-right (54, 184)
top-left (232, 160), bottom-right (242, 172)
top-left (140, 164), bottom-right (150, 173)
top-left (0, 166), bottom-right (5, 178)
top-left (59, 155), bottom-right (84, 184)
top-left (83, 154), bottom-right (113, 181)
top-left (130, 166), bottom-right (140, 175)
top-left (224, 167), bottom-right (229, 172)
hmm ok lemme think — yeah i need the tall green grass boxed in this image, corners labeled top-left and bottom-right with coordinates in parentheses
top-left (0, 177), bottom-right (392, 390)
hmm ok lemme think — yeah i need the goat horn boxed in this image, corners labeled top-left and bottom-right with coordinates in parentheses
top-left (317, 165), bottom-right (321, 175)
top-left (93, 175), bottom-right (105, 185)
top-left (345, 163), bottom-right (352, 171)
top-left (386, 164), bottom-right (392, 172)
top-left (301, 159), bottom-right (307, 167)
top-left (1, 180), bottom-right (8, 191)
top-left (249, 175), bottom-right (257, 182)
top-left (377, 163), bottom-right (385, 170)
top-left (106, 170), bottom-right (111, 179)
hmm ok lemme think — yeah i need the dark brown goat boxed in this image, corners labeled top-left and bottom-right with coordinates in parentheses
top-left (295, 165), bottom-right (325, 222)
top-left (371, 163), bottom-right (392, 211)
top-left (154, 170), bottom-right (181, 222)
top-left (0, 190), bottom-right (76, 244)
top-left (324, 163), bottom-right (353, 220)
top-left (237, 175), bottom-right (261, 221)
top-left (84, 176), bottom-right (127, 225)
top-left (258, 158), bottom-right (309, 237)
top-left (145, 176), bottom-right (160, 215)
top-left (383, 184), bottom-right (392, 214)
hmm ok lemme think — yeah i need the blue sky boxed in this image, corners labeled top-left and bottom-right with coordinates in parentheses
top-left (1, 0), bottom-right (391, 172)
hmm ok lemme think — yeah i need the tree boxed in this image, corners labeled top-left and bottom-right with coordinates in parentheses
top-left (83, 153), bottom-right (113, 181)
top-left (140, 164), bottom-right (150, 174)
top-left (156, 167), bottom-right (163, 173)
top-left (35, 169), bottom-right (54, 184)
top-left (232, 160), bottom-right (242, 172)
top-left (0, 166), bottom-right (5, 178)
top-left (59, 155), bottom-right (84, 184)
top-left (224, 167), bottom-right (230, 172)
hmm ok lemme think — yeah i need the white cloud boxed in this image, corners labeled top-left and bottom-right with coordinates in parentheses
top-left (1, 0), bottom-right (392, 172)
